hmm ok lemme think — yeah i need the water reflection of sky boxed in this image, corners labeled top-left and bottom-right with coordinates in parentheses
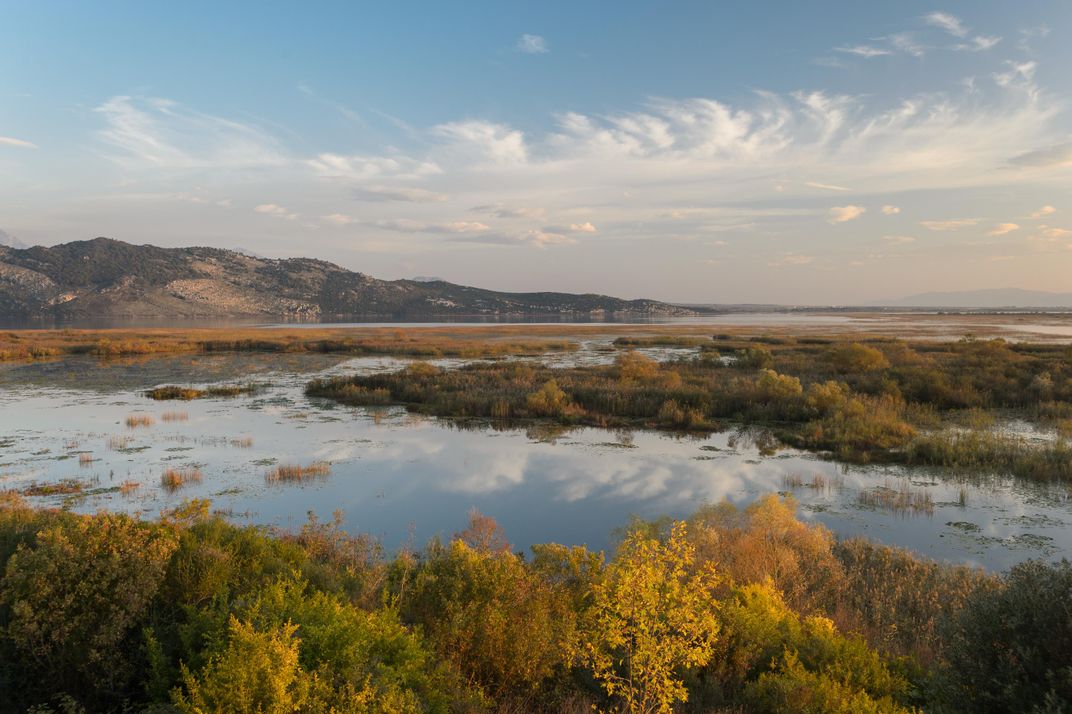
top-left (1, 352), bottom-right (1070, 572)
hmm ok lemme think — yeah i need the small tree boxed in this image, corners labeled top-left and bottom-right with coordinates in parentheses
top-left (455, 508), bottom-right (512, 554)
top-left (578, 522), bottom-right (720, 713)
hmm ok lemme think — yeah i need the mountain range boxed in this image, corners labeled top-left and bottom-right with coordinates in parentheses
top-left (0, 238), bottom-right (699, 319)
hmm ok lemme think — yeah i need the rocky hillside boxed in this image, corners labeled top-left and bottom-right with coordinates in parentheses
top-left (0, 238), bottom-right (700, 319)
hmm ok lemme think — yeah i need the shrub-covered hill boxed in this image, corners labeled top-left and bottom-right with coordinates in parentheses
top-left (0, 237), bottom-right (702, 319)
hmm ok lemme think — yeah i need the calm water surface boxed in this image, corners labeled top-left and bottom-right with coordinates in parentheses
top-left (1, 349), bottom-right (1069, 572)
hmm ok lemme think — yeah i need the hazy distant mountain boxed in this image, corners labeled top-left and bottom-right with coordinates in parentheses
top-left (885, 288), bottom-right (1072, 309)
top-left (410, 276), bottom-right (448, 283)
top-left (0, 237), bottom-right (701, 319)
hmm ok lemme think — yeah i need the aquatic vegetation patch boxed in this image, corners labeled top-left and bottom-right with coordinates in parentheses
top-left (125, 414), bottom-right (155, 428)
top-left (265, 461), bottom-right (331, 483)
top-left (161, 467), bottom-right (202, 492)
top-left (146, 383), bottom-right (261, 400)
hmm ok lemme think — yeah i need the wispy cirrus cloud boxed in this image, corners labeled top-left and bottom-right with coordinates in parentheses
top-left (255, 203), bottom-right (299, 220)
top-left (94, 96), bottom-right (287, 169)
top-left (0, 136), bottom-right (37, 149)
top-left (307, 153), bottom-right (441, 180)
top-left (924, 11), bottom-right (968, 38)
top-left (920, 218), bottom-right (978, 231)
top-left (835, 45), bottom-right (891, 58)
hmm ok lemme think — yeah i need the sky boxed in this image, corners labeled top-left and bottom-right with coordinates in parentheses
top-left (1, 1), bottom-right (1071, 304)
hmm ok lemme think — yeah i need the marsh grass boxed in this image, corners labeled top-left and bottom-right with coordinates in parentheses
top-left (125, 414), bottom-right (155, 429)
top-left (858, 479), bottom-right (934, 516)
top-left (161, 467), bottom-right (202, 492)
top-left (107, 435), bottom-right (132, 450)
top-left (783, 472), bottom-right (842, 492)
top-left (146, 384), bottom-right (260, 400)
top-left (229, 437), bottom-right (254, 448)
top-left (265, 462), bottom-right (331, 483)
top-left (22, 479), bottom-right (85, 497)
top-left (0, 326), bottom-right (583, 363)
top-left (161, 411), bottom-right (189, 422)
top-left (78, 453), bottom-right (95, 467)
top-left (118, 480), bottom-right (140, 495)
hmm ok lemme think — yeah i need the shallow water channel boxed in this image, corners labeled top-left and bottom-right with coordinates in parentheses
top-left (0, 348), bottom-right (1069, 572)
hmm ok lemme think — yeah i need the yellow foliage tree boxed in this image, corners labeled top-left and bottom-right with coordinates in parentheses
top-left (173, 616), bottom-right (317, 713)
top-left (578, 522), bottom-right (720, 713)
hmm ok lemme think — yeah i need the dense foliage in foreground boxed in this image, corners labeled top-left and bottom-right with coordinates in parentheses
top-left (308, 336), bottom-right (1072, 481)
top-left (0, 494), bottom-right (1068, 712)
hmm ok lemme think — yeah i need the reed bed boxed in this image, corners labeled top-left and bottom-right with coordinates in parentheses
top-left (265, 462), bottom-right (331, 483)
top-left (125, 414), bottom-right (155, 429)
top-left (119, 480), bottom-right (141, 495)
top-left (858, 479), bottom-right (935, 515)
top-left (22, 479), bottom-right (85, 497)
top-left (147, 384), bottom-right (260, 400)
top-left (161, 411), bottom-right (190, 422)
top-left (107, 435), bottom-right (132, 450)
top-left (161, 467), bottom-right (202, 492)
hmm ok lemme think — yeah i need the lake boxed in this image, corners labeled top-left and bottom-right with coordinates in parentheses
top-left (2, 345), bottom-right (1070, 573)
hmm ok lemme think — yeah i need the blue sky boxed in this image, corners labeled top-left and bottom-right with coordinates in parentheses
top-left (2, 1), bottom-right (1070, 303)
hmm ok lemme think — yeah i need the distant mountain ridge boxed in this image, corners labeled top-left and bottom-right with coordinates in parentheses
top-left (884, 288), bottom-right (1072, 309)
top-left (0, 238), bottom-right (700, 319)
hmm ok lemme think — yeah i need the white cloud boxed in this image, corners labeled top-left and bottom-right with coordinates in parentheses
top-left (516, 34), bottom-right (549, 54)
top-left (94, 96), bottom-right (287, 169)
top-left (307, 153), bottom-right (441, 180)
top-left (1029, 205), bottom-right (1057, 219)
top-left (255, 203), bottom-right (299, 220)
top-left (1039, 227), bottom-right (1072, 239)
top-left (958, 35), bottom-right (1001, 52)
top-left (568, 222), bottom-right (598, 233)
top-left (882, 235), bottom-right (916, 244)
top-left (806, 181), bottom-right (851, 191)
top-left (887, 33), bottom-right (926, 57)
top-left (433, 120), bottom-right (528, 164)
top-left (881, 205), bottom-right (901, 215)
top-left (920, 218), bottom-right (978, 230)
top-left (0, 136), bottom-right (37, 149)
top-left (446, 229), bottom-right (575, 248)
top-left (323, 213), bottom-right (355, 225)
top-left (986, 222), bottom-right (1020, 236)
top-left (828, 205), bottom-right (866, 223)
top-left (924, 11), bottom-right (968, 38)
top-left (374, 219), bottom-right (490, 234)
top-left (835, 45), bottom-right (891, 58)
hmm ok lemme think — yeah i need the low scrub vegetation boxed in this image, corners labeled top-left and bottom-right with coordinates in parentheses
top-left (0, 494), bottom-right (1061, 712)
top-left (0, 327), bottom-right (582, 362)
top-left (309, 336), bottom-right (1072, 482)
top-left (146, 383), bottom-right (260, 400)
